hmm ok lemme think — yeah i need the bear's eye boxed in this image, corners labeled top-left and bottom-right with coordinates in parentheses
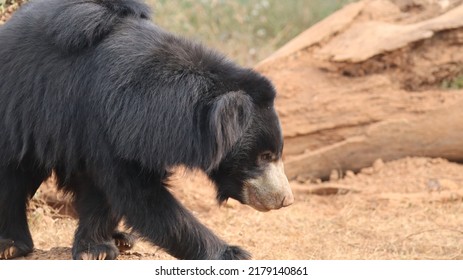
top-left (258, 151), bottom-right (274, 163)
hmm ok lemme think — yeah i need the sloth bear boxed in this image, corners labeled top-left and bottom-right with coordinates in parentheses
top-left (0, 0), bottom-right (293, 260)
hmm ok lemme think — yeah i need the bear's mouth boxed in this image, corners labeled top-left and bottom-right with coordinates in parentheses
top-left (244, 189), bottom-right (272, 212)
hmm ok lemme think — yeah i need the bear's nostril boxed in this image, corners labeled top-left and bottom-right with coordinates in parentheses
top-left (281, 194), bottom-right (294, 207)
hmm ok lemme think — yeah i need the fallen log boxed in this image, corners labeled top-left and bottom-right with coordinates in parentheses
top-left (257, 0), bottom-right (463, 180)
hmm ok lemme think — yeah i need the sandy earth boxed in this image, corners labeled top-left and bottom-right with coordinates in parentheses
top-left (1, 0), bottom-right (462, 260)
top-left (23, 157), bottom-right (463, 260)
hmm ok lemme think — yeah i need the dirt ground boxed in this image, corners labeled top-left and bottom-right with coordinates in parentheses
top-left (2, 0), bottom-right (463, 260)
top-left (23, 156), bottom-right (463, 260)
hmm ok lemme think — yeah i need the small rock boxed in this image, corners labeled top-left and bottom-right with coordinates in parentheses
top-left (361, 167), bottom-right (374, 175)
top-left (296, 175), bottom-right (307, 184)
top-left (426, 178), bottom-right (440, 192)
top-left (345, 170), bottom-right (356, 179)
top-left (430, 158), bottom-right (444, 164)
top-left (224, 199), bottom-right (240, 209)
top-left (372, 158), bottom-right (384, 172)
top-left (329, 169), bottom-right (339, 181)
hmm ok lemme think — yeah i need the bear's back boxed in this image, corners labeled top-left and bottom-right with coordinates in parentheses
top-left (0, 0), bottom-right (151, 52)
top-left (0, 0), bottom-right (154, 167)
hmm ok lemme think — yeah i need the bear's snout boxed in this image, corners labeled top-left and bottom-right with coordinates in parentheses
top-left (242, 160), bottom-right (294, 211)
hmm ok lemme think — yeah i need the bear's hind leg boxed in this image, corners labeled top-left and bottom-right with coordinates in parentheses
top-left (0, 163), bottom-right (49, 259)
top-left (112, 231), bottom-right (136, 252)
top-left (67, 173), bottom-right (135, 260)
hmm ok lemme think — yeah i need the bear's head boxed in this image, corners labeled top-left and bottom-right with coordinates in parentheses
top-left (207, 69), bottom-right (294, 212)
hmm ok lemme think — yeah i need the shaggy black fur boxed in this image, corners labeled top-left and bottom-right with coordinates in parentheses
top-left (0, 0), bottom-right (283, 260)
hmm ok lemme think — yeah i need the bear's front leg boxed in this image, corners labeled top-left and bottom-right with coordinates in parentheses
top-left (134, 186), bottom-right (251, 260)
top-left (146, 186), bottom-right (251, 260)
top-left (100, 168), bottom-right (251, 260)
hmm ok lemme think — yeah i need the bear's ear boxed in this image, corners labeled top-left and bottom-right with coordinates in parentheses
top-left (208, 91), bottom-right (253, 169)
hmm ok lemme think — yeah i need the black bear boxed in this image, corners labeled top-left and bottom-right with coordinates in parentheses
top-left (0, 0), bottom-right (293, 260)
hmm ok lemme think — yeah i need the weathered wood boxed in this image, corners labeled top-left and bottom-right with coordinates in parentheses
top-left (317, 4), bottom-right (463, 62)
top-left (284, 102), bottom-right (463, 180)
top-left (256, 0), bottom-right (463, 180)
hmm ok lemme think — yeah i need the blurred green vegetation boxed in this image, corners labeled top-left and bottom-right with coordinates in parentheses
top-left (0, 0), bottom-right (6, 11)
top-left (148, 0), bottom-right (353, 66)
top-left (441, 75), bottom-right (463, 90)
top-left (0, 0), bottom-right (20, 9)
top-left (2, 0), bottom-right (353, 65)
top-left (0, 0), bottom-right (23, 15)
